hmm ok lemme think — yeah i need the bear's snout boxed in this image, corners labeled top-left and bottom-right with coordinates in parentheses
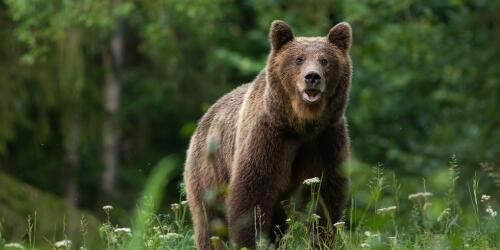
top-left (304, 71), bottom-right (321, 88)
top-left (301, 71), bottom-right (323, 103)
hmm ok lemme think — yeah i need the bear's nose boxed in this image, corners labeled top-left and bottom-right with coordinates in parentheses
top-left (304, 71), bottom-right (321, 87)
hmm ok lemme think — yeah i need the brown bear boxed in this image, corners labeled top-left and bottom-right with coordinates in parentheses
top-left (184, 20), bottom-right (352, 249)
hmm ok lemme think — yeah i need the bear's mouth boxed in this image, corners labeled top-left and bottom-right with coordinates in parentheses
top-left (301, 89), bottom-right (322, 104)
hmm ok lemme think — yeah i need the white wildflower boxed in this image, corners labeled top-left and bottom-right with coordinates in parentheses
top-left (285, 218), bottom-right (292, 223)
top-left (311, 213), bottom-right (321, 220)
top-left (181, 200), bottom-right (188, 205)
top-left (364, 231), bottom-right (380, 238)
top-left (4, 243), bottom-right (25, 249)
top-left (165, 232), bottom-right (183, 240)
top-left (481, 194), bottom-right (491, 203)
top-left (388, 236), bottom-right (397, 246)
top-left (376, 206), bottom-right (397, 215)
top-left (437, 208), bottom-right (451, 222)
top-left (102, 205), bottom-right (113, 211)
top-left (333, 221), bottom-right (345, 229)
top-left (54, 240), bottom-right (72, 248)
top-left (114, 227), bottom-right (132, 236)
top-left (303, 177), bottom-right (320, 185)
top-left (408, 192), bottom-right (433, 200)
top-left (360, 243), bottom-right (370, 248)
top-left (171, 203), bottom-right (180, 211)
top-left (486, 207), bottom-right (497, 217)
top-left (145, 239), bottom-right (154, 248)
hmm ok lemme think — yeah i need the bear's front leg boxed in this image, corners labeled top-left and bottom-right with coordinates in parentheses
top-left (306, 168), bottom-right (347, 249)
top-left (318, 168), bottom-right (348, 228)
top-left (315, 121), bottom-right (349, 246)
top-left (227, 125), bottom-right (297, 249)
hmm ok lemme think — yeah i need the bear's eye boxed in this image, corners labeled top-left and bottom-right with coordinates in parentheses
top-left (295, 57), bottom-right (304, 65)
top-left (319, 58), bottom-right (328, 65)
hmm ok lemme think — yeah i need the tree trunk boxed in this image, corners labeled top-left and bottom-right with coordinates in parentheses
top-left (102, 23), bottom-right (124, 196)
top-left (65, 119), bottom-right (80, 207)
top-left (61, 28), bottom-right (83, 241)
top-left (64, 117), bottom-right (80, 241)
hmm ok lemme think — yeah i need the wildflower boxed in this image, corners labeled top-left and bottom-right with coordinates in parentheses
top-left (486, 207), bottom-right (497, 217)
top-left (114, 227), bottom-right (132, 236)
top-left (285, 218), bottom-right (292, 223)
top-left (481, 194), bottom-right (491, 203)
top-left (311, 213), bottom-right (321, 221)
top-left (145, 239), bottom-right (154, 248)
top-left (408, 192), bottom-right (432, 200)
top-left (360, 243), bottom-right (370, 248)
top-left (54, 240), bottom-right (72, 248)
top-left (333, 221), bottom-right (345, 229)
top-left (437, 208), bottom-right (451, 222)
top-left (303, 177), bottom-right (320, 185)
top-left (181, 200), bottom-right (188, 205)
top-left (388, 236), bottom-right (397, 245)
top-left (376, 206), bottom-right (397, 215)
top-left (102, 205), bottom-right (113, 211)
top-left (171, 203), bottom-right (180, 211)
top-left (165, 232), bottom-right (183, 240)
top-left (4, 243), bottom-right (25, 249)
top-left (364, 231), bottom-right (380, 238)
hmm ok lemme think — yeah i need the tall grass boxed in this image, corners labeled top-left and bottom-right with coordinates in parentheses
top-left (0, 157), bottom-right (498, 249)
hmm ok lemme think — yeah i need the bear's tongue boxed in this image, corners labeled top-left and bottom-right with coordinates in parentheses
top-left (302, 90), bottom-right (321, 103)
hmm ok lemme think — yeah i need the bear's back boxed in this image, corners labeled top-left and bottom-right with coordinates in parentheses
top-left (185, 83), bottom-right (250, 186)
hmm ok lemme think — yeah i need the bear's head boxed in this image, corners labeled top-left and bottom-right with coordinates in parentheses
top-left (266, 20), bottom-right (352, 122)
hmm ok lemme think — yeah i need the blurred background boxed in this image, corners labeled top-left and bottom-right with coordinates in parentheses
top-left (0, 0), bottom-right (498, 247)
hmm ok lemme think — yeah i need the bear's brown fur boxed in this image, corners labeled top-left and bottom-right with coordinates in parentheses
top-left (184, 20), bottom-right (352, 249)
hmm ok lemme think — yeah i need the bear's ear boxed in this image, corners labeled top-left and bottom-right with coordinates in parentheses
top-left (269, 20), bottom-right (294, 51)
top-left (327, 22), bottom-right (352, 51)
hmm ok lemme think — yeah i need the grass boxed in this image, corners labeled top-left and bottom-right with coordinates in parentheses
top-left (0, 156), bottom-right (498, 249)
